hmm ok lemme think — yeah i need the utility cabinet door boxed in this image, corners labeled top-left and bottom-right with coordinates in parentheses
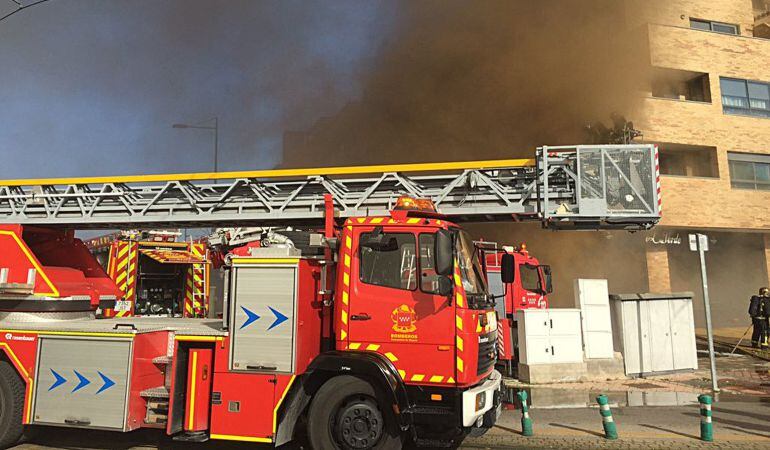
top-left (33, 338), bottom-right (131, 430)
top-left (648, 301), bottom-right (674, 373)
top-left (230, 266), bottom-right (297, 373)
top-left (669, 299), bottom-right (698, 370)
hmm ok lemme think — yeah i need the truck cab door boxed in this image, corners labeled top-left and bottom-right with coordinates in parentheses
top-left (343, 228), bottom-right (455, 382)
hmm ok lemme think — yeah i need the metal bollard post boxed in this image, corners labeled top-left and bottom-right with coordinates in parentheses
top-left (516, 390), bottom-right (533, 436)
top-left (596, 394), bottom-right (618, 440)
top-left (698, 394), bottom-right (713, 442)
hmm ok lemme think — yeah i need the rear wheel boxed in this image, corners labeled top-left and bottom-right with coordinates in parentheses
top-left (307, 375), bottom-right (402, 450)
top-left (0, 361), bottom-right (25, 449)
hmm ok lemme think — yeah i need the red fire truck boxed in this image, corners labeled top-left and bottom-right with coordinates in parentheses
top-left (0, 144), bottom-right (661, 449)
top-left (485, 245), bottom-right (551, 376)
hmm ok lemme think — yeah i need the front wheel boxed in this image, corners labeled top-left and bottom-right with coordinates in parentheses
top-left (0, 361), bottom-right (25, 449)
top-left (307, 375), bottom-right (403, 450)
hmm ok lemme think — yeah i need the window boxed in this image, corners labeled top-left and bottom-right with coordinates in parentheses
top-left (359, 233), bottom-right (417, 290)
top-left (720, 78), bottom-right (770, 118)
top-left (650, 69), bottom-right (710, 103)
top-left (487, 272), bottom-right (504, 298)
top-left (519, 264), bottom-right (541, 292)
top-left (728, 152), bottom-right (770, 190)
top-left (418, 234), bottom-right (441, 294)
top-left (455, 230), bottom-right (487, 295)
top-left (658, 144), bottom-right (718, 178)
top-left (690, 19), bottom-right (739, 35)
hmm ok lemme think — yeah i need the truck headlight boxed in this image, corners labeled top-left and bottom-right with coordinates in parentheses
top-left (476, 392), bottom-right (486, 411)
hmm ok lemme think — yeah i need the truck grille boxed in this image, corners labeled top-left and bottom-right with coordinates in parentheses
top-left (477, 330), bottom-right (497, 376)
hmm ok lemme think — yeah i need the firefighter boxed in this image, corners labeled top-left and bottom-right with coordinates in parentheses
top-left (750, 288), bottom-right (770, 348)
top-left (759, 288), bottom-right (770, 350)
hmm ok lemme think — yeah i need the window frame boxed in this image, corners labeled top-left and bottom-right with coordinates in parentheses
top-left (689, 18), bottom-right (739, 35)
top-left (727, 152), bottom-right (770, 191)
top-left (519, 263), bottom-right (543, 293)
top-left (358, 231), bottom-right (418, 292)
top-left (720, 77), bottom-right (770, 118)
top-left (417, 232), bottom-right (442, 295)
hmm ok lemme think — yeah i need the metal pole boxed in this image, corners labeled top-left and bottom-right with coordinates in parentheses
top-left (213, 117), bottom-right (218, 174)
top-left (697, 233), bottom-right (719, 392)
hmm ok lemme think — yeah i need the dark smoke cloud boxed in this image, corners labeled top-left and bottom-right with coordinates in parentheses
top-left (282, 0), bottom-right (647, 167)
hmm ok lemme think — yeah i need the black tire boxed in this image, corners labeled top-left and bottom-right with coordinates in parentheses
top-left (0, 361), bottom-right (24, 449)
top-left (307, 375), bottom-right (403, 450)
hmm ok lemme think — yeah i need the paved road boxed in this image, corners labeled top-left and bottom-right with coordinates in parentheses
top-left (12, 402), bottom-right (770, 449)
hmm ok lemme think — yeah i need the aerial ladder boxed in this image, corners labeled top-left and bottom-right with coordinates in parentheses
top-left (0, 144), bottom-right (660, 309)
top-left (0, 144), bottom-right (660, 449)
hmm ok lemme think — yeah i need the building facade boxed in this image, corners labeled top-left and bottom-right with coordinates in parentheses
top-left (626, 0), bottom-right (770, 328)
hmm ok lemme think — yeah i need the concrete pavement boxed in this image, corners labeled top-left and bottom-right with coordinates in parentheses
top-left (11, 401), bottom-right (770, 449)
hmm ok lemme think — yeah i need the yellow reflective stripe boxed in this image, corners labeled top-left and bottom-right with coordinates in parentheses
top-left (345, 236), bottom-right (352, 249)
top-left (365, 344), bottom-right (380, 351)
top-left (398, 370), bottom-right (406, 379)
top-left (406, 218), bottom-right (421, 224)
top-left (456, 336), bottom-right (464, 352)
top-left (453, 273), bottom-right (462, 287)
top-left (341, 310), bottom-right (348, 325)
top-left (343, 273), bottom-right (350, 286)
top-left (342, 291), bottom-right (349, 305)
top-left (344, 254), bottom-right (351, 267)
top-left (273, 375), bottom-right (296, 433)
top-left (188, 352), bottom-right (198, 430)
top-left (175, 336), bottom-right (224, 342)
top-left (0, 158), bottom-right (535, 187)
top-left (447, 377), bottom-right (455, 384)
top-left (455, 315), bottom-right (463, 331)
top-left (210, 434), bottom-right (272, 443)
top-left (385, 352), bottom-right (398, 362)
top-left (455, 293), bottom-right (464, 308)
top-left (457, 357), bottom-right (464, 373)
top-left (429, 375), bottom-right (444, 383)
top-left (349, 343), bottom-right (361, 350)
top-left (411, 374), bottom-right (425, 382)
top-left (370, 217), bottom-right (384, 224)
top-left (340, 329), bottom-right (347, 340)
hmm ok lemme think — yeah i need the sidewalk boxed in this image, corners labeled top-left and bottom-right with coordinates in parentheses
top-left (463, 401), bottom-right (770, 449)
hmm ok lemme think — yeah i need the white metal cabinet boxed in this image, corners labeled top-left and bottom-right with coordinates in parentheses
top-left (573, 279), bottom-right (615, 359)
top-left (517, 309), bottom-right (583, 365)
top-left (610, 293), bottom-right (697, 376)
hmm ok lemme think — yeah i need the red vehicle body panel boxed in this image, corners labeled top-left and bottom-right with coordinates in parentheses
top-left (0, 225), bottom-right (120, 304)
top-left (127, 331), bottom-right (170, 430)
top-left (185, 348), bottom-right (213, 432)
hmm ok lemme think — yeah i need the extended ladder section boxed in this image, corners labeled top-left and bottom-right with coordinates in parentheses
top-left (0, 144), bottom-right (660, 230)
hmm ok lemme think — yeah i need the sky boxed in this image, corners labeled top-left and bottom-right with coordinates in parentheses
top-left (0, 0), bottom-right (396, 179)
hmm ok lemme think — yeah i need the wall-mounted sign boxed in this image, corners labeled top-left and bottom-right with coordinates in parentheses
top-left (645, 233), bottom-right (682, 246)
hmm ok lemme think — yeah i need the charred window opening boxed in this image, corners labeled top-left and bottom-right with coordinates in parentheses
top-left (658, 144), bottom-right (719, 178)
top-left (651, 69), bottom-right (711, 103)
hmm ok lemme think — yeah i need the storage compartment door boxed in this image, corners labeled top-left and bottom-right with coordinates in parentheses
top-left (33, 338), bottom-right (132, 430)
top-left (230, 265), bottom-right (297, 373)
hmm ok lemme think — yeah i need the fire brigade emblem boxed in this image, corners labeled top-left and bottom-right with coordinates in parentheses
top-left (391, 304), bottom-right (417, 333)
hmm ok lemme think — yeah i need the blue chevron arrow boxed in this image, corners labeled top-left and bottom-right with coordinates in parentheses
top-left (267, 306), bottom-right (288, 331)
top-left (96, 371), bottom-right (115, 394)
top-left (72, 370), bottom-right (91, 393)
top-left (240, 306), bottom-right (261, 329)
top-left (48, 369), bottom-right (66, 391)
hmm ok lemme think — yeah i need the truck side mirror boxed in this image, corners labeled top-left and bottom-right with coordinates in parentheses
top-left (500, 253), bottom-right (515, 284)
top-left (541, 265), bottom-right (553, 294)
top-left (435, 229), bottom-right (453, 276)
top-left (436, 276), bottom-right (453, 297)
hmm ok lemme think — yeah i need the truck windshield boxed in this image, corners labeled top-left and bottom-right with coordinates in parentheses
top-left (456, 230), bottom-right (487, 296)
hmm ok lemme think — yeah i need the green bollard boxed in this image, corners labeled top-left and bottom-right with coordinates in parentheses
top-left (516, 390), bottom-right (533, 436)
top-left (698, 394), bottom-right (714, 442)
top-left (596, 394), bottom-right (618, 440)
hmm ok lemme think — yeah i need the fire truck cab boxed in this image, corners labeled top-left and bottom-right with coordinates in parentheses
top-left (486, 245), bottom-right (552, 376)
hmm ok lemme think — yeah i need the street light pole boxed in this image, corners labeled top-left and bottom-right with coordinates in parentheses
top-left (172, 117), bottom-right (219, 175)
